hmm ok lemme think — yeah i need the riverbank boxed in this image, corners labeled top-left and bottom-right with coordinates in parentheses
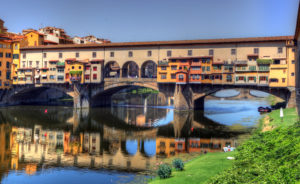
top-left (149, 108), bottom-right (299, 184)
top-left (149, 152), bottom-right (235, 184)
top-left (209, 107), bottom-right (300, 183)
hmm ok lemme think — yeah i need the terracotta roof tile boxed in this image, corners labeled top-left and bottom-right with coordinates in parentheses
top-left (20, 36), bottom-right (294, 50)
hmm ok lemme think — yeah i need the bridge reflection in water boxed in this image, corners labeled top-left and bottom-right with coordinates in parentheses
top-left (0, 106), bottom-right (248, 179)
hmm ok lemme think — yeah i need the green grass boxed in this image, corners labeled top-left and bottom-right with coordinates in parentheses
top-left (149, 152), bottom-right (235, 184)
top-left (266, 95), bottom-right (284, 106)
top-left (268, 107), bottom-right (298, 128)
top-left (209, 110), bottom-right (300, 184)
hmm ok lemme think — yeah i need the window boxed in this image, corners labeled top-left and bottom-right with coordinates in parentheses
top-left (226, 75), bottom-right (232, 82)
top-left (72, 66), bottom-right (75, 69)
top-left (15, 44), bottom-right (18, 50)
top-left (58, 68), bottom-right (64, 72)
top-left (92, 52), bottom-right (97, 58)
top-left (147, 51), bottom-right (152, 57)
top-left (213, 65), bottom-right (221, 70)
top-left (282, 78), bottom-right (286, 83)
top-left (161, 74), bottom-right (167, 79)
top-left (93, 66), bottom-right (97, 71)
top-left (128, 51), bottom-right (133, 57)
top-left (85, 75), bottom-right (90, 80)
top-left (254, 48), bottom-right (259, 54)
top-left (178, 75), bottom-right (184, 80)
top-left (0, 52), bottom-right (3, 57)
top-left (231, 48), bottom-right (236, 55)
top-left (260, 76), bottom-right (267, 81)
top-left (188, 50), bottom-right (192, 56)
top-left (23, 53), bottom-right (26, 59)
top-left (44, 61), bottom-right (47, 68)
top-left (76, 52), bottom-right (79, 57)
top-left (36, 61), bottom-right (40, 68)
top-left (161, 66), bottom-right (167, 70)
top-left (171, 65), bottom-right (177, 70)
top-left (13, 54), bottom-right (19, 59)
top-left (292, 60), bottom-right (295, 64)
top-left (207, 66), bottom-right (210, 71)
top-left (6, 72), bottom-right (10, 80)
top-left (5, 53), bottom-right (11, 58)
top-left (93, 74), bottom-right (97, 80)
top-left (171, 74), bottom-right (176, 79)
top-left (270, 78), bottom-right (278, 82)
top-left (29, 61), bottom-right (32, 67)
top-left (50, 75), bottom-right (55, 79)
top-left (43, 53), bottom-right (47, 58)
top-left (110, 52), bottom-right (114, 57)
top-left (292, 48), bottom-right (296, 52)
top-left (292, 72), bottom-right (295, 76)
top-left (79, 66), bottom-right (81, 69)
top-left (209, 49), bottom-right (214, 56)
top-left (249, 66), bottom-right (256, 71)
top-left (6, 62), bottom-right (9, 69)
top-left (167, 50), bottom-right (172, 57)
top-left (278, 47), bottom-right (283, 53)
top-left (59, 53), bottom-right (62, 58)
top-left (202, 67), bottom-right (206, 72)
top-left (22, 61), bottom-right (25, 68)
top-left (274, 60), bottom-right (280, 64)
top-left (191, 66), bottom-right (201, 70)
top-left (85, 66), bottom-right (90, 70)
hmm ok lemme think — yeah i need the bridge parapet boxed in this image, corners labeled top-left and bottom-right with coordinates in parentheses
top-left (104, 78), bottom-right (156, 83)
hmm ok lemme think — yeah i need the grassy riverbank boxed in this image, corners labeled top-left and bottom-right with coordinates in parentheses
top-left (209, 107), bottom-right (300, 183)
top-left (149, 152), bottom-right (235, 184)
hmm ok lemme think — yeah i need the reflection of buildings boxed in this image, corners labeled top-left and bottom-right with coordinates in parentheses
top-left (156, 137), bottom-right (175, 157)
top-left (11, 124), bottom-right (156, 172)
top-left (0, 124), bottom-right (11, 181)
top-left (175, 138), bottom-right (236, 153)
top-left (111, 106), bottom-right (168, 127)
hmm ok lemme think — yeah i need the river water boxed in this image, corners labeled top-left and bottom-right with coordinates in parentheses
top-left (0, 94), bottom-right (270, 184)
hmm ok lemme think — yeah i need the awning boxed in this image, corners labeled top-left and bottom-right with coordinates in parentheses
top-left (42, 75), bottom-right (47, 77)
top-left (34, 75), bottom-right (40, 79)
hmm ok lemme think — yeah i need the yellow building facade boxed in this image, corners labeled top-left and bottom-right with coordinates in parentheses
top-left (24, 31), bottom-right (44, 46)
top-left (0, 38), bottom-right (13, 88)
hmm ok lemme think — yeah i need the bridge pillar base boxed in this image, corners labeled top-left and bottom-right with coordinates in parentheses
top-left (286, 89), bottom-right (296, 108)
top-left (74, 95), bottom-right (90, 109)
top-left (174, 84), bottom-right (193, 111)
top-left (194, 97), bottom-right (205, 110)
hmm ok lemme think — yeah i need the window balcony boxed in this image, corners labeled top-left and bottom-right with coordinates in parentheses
top-left (70, 77), bottom-right (81, 82)
top-left (158, 60), bottom-right (168, 66)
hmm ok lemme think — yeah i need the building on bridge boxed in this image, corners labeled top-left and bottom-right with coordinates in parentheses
top-left (17, 36), bottom-right (296, 88)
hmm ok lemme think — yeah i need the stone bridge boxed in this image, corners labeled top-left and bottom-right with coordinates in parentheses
top-left (0, 78), bottom-right (296, 110)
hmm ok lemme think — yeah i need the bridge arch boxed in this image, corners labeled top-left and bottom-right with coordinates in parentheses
top-left (7, 85), bottom-right (74, 106)
top-left (141, 60), bottom-right (157, 78)
top-left (122, 61), bottom-right (139, 78)
top-left (191, 85), bottom-right (294, 110)
top-left (104, 61), bottom-right (121, 78)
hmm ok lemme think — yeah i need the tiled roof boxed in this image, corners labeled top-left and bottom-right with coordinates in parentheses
top-left (20, 36), bottom-right (294, 50)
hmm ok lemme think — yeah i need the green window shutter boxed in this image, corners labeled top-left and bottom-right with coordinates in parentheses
top-left (266, 76), bottom-right (268, 81)
top-left (254, 77), bottom-right (256, 82)
top-left (244, 77), bottom-right (246, 82)
top-left (236, 77), bottom-right (238, 81)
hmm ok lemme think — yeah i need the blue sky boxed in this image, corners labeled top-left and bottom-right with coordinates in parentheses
top-left (0, 0), bottom-right (299, 42)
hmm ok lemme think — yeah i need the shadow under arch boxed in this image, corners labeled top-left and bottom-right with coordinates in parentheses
top-left (141, 60), bottom-right (157, 78)
top-left (104, 61), bottom-right (120, 78)
top-left (122, 61), bottom-right (139, 78)
top-left (8, 86), bottom-right (73, 106)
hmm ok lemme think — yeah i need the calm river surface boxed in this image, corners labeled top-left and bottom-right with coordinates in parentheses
top-left (0, 96), bottom-right (270, 184)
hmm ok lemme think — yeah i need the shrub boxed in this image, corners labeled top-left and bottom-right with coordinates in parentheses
top-left (172, 158), bottom-right (184, 171)
top-left (209, 123), bottom-right (300, 184)
top-left (157, 164), bottom-right (172, 179)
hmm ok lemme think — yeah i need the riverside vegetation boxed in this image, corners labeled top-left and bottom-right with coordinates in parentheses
top-left (210, 108), bottom-right (300, 184)
top-left (150, 108), bottom-right (299, 184)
